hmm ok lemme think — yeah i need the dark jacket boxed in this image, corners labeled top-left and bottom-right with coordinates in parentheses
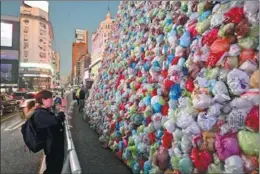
top-left (79, 90), bottom-right (85, 99)
top-left (33, 107), bottom-right (65, 155)
top-left (33, 107), bottom-right (65, 173)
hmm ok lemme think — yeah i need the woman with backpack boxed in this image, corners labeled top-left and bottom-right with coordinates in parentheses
top-left (22, 90), bottom-right (65, 174)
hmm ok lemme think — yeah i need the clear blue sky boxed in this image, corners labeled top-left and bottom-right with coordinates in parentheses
top-left (1, 1), bottom-right (119, 76)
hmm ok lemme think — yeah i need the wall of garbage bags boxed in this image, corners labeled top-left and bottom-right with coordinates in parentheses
top-left (85, 1), bottom-right (259, 173)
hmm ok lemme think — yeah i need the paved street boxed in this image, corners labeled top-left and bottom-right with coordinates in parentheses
top-left (70, 110), bottom-right (132, 174)
top-left (1, 112), bottom-right (43, 174)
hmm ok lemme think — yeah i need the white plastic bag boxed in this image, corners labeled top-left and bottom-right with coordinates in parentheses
top-left (227, 68), bottom-right (249, 95)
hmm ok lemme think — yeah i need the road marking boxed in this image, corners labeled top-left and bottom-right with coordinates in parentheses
top-left (4, 120), bottom-right (25, 131)
top-left (1, 113), bottom-right (19, 122)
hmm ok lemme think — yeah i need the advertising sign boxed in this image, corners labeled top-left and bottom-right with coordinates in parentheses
top-left (0, 60), bottom-right (18, 84)
top-left (1, 22), bottom-right (13, 47)
top-left (1, 50), bottom-right (18, 60)
top-left (24, 1), bottom-right (49, 13)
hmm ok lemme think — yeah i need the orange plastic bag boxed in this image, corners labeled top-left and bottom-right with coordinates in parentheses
top-left (210, 38), bottom-right (231, 54)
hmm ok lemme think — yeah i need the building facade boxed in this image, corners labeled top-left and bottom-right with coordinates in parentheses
top-left (0, 16), bottom-right (20, 93)
top-left (90, 10), bottom-right (115, 78)
top-left (51, 51), bottom-right (60, 88)
top-left (19, 3), bottom-right (54, 90)
top-left (72, 29), bottom-right (88, 85)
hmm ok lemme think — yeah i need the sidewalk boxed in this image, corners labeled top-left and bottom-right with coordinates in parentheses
top-left (70, 111), bottom-right (132, 174)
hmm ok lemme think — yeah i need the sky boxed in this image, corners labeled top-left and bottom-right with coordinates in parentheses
top-left (1, 1), bottom-right (119, 76)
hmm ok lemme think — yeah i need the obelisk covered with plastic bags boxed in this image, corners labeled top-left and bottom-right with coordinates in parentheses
top-left (85, 1), bottom-right (259, 174)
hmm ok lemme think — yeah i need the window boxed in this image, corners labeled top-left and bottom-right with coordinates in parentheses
top-left (24, 26), bottom-right (29, 33)
top-left (104, 33), bottom-right (106, 37)
top-left (24, 50), bottom-right (28, 57)
top-left (24, 59), bottom-right (28, 62)
top-left (24, 35), bottom-right (28, 42)
top-left (108, 25), bottom-right (110, 29)
top-left (23, 19), bottom-right (29, 24)
top-left (24, 42), bottom-right (29, 49)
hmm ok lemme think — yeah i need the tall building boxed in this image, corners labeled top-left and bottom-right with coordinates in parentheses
top-left (0, 15), bottom-right (20, 93)
top-left (75, 29), bottom-right (88, 43)
top-left (19, 2), bottom-right (54, 90)
top-left (72, 29), bottom-right (88, 83)
top-left (90, 10), bottom-right (115, 78)
top-left (51, 51), bottom-right (60, 88)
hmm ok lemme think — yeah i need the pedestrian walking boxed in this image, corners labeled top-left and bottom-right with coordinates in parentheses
top-left (79, 87), bottom-right (85, 112)
top-left (22, 90), bottom-right (65, 174)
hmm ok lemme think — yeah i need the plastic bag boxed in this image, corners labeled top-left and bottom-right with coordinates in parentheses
top-left (202, 28), bottom-right (219, 46)
top-left (245, 106), bottom-right (259, 132)
top-left (228, 44), bottom-right (241, 57)
top-left (197, 112), bottom-right (217, 131)
top-left (230, 98), bottom-right (253, 113)
top-left (164, 119), bottom-right (176, 133)
top-left (155, 146), bottom-right (170, 170)
top-left (192, 93), bottom-right (212, 110)
top-left (239, 49), bottom-right (257, 64)
top-left (210, 38), bottom-right (230, 54)
top-left (223, 56), bottom-right (238, 70)
top-left (215, 132), bottom-right (240, 161)
top-left (240, 89), bottom-right (260, 106)
top-left (211, 14), bottom-right (225, 28)
top-left (196, 18), bottom-right (210, 34)
top-left (238, 130), bottom-right (259, 156)
top-left (227, 109), bottom-right (247, 129)
top-left (239, 60), bottom-right (258, 75)
top-left (224, 155), bottom-right (244, 173)
top-left (190, 148), bottom-right (213, 173)
top-left (227, 68), bottom-right (249, 95)
top-left (250, 70), bottom-right (259, 88)
top-left (238, 37), bottom-right (258, 50)
top-left (179, 156), bottom-right (193, 174)
top-left (179, 31), bottom-right (191, 48)
top-left (224, 7), bottom-right (244, 24)
top-left (212, 81), bottom-right (231, 103)
top-left (235, 19), bottom-right (250, 39)
top-left (183, 121), bottom-right (201, 136)
top-left (176, 111), bottom-right (194, 129)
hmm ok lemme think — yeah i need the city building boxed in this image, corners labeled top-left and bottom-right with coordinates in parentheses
top-left (72, 29), bottom-right (88, 84)
top-left (51, 51), bottom-right (60, 88)
top-left (0, 15), bottom-right (20, 93)
top-left (90, 10), bottom-right (115, 78)
top-left (19, 1), bottom-right (54, 90)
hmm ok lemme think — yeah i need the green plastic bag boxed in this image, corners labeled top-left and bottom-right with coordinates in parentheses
top-left (238, 130), bottom-right (260, 156)
top-left (179, 156), bottom-right (193, 174)
top-left (238, 37), bottom-right (258, 49)
top-left (196, 18), bottom-right (211, 34)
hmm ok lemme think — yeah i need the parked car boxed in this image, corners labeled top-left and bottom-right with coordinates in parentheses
top-left (19, 92), bottom-right (36, 119)
top-left (10, 91), bottom-right (27, 105)
top-left (0, 94), bottom-right (18, 116)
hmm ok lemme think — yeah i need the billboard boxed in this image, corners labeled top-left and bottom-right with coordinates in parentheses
top-left (24, 1), bottom-right (49, 13)
top-left (1, 50), bottom-right (18, 60)
top-left (0, 60), bottom-right (18, 84)
top-left (75, 29), bottom-right (86, 42)
top-left (1, 22), bottom-right (13, 47)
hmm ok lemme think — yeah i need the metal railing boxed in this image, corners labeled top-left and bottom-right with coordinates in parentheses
top-left (61, 98), bottom-right (82, 174)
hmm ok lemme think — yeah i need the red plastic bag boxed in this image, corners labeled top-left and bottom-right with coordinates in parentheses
top-left (190, 148), bottom-right (213, 172)
top-left (202, 28), bottom-right (219, 46)
top-left (163, 79), bottom-right (174, 91)
top-left (161, 104), bottom-right (169, 116)
top-left (245, 106), bottom-right (259, 132)
top-left (162, 130), bottom-right (173, 149)
top-left (206, 52), bottom-right (225, 67)
top-left (239, 49), bottom-right (257, 64)
top-left (186, 78), bottom-right (195, 92)
top-left (224, 7), bottom-right (245, 24)
top-left (210, 38), bottom-right (231, 54)
top-left (186, 19), bottom-right (198, 38)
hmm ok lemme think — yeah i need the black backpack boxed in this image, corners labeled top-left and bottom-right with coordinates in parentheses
top-left (21, 114), bottom-right (44, 153)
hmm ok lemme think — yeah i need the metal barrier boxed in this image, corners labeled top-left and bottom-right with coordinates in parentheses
top-left (61, 97), bottom-right (82, 174)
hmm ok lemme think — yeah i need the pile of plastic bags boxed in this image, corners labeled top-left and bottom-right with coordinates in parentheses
top-left (85, 1), bottom-right (259, 173)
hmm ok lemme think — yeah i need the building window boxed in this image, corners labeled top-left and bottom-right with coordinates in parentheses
top-left (108, 25), bottom-right (110, 29)
top-left (24, 42), bottom-right (29, 49)
top-left (23, 19), bottom-right (29, 24)
top-left (24, 26), bottom-right (29, 33)
top-left (104, 33), bottom-right (106, 37)
top-left (24, 50), bottom-right (28, 57)
top-left (24, 59), bottom-right (28, 62)
top-left (24, 35), bottom-right (28, 42)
